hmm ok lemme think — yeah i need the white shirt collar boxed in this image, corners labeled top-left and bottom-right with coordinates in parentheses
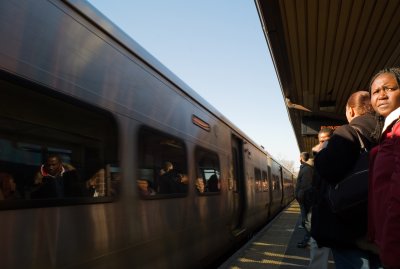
top-left (382, 106), bottom-right (400, 133)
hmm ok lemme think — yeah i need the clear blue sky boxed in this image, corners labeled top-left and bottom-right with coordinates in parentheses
top-left (88, 0), bottom-right (300, 171)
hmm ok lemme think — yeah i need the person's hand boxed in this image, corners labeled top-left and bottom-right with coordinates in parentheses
top-left (179, 174), bottom-right (189, 184)
top-left (312, 143), bottom-right (323, 153)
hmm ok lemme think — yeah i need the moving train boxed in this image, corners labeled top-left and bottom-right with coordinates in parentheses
top-left (0, 1), bottom-right (295, 268)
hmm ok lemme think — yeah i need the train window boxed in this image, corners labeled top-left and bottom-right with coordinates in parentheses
top-left (254, 168), bottom-right (262, 192)
top-left (0, 77), bottom-right (119, 209)
top-left (262, 170), bottom-right (269, 192)
top-left (137, 127), bottom-right (188, 198)
top-left (194, 147), bottom-right (221, 194)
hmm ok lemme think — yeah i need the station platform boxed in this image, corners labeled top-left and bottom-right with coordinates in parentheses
top-left (218, 201), bottom-right (336, 268)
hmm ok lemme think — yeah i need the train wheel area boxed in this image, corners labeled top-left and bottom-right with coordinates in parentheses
top-left (218, 201), bottom-right (335, 269)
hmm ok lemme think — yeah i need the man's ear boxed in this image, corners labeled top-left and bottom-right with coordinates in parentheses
top-left (350, 107), bottom-right (356, 118)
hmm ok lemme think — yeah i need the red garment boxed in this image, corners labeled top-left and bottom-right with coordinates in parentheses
top-left (40, 164), bottom-right (66, 177)
top-left (368, 113), bottom-right (400, 269)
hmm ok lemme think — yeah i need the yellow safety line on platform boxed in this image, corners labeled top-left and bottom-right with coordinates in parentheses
top-left (220, 201), bottom-right (308, 269)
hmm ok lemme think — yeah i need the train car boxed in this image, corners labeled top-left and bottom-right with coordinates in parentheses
top-left (0, 1), bottom-right (295, 268)
top-left (281, 166), bottom-right (295, 207)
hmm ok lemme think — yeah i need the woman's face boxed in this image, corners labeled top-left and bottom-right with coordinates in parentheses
top-left (371, 73), bottom-right (400, 117)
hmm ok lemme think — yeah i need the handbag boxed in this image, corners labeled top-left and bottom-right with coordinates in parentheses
top-left (311, 191), bottom-right (366, 248)
top-left (327, 127), bottom-right (369, 215)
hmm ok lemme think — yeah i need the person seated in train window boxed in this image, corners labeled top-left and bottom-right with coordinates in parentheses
top-left (137, 179), bottom-right (156, 196)
top-left (31, 154), bottom-right (81, 199)
top-left (0, 172), bottom-right (21, 200)
top-left (195, 178), bottom-right (205, 193)
top-left (157, 161), bottom-right (187, 194)
top-left (86, 168), bottom-right (106, 197)
top-left (263, 180), bottom-right (269, 191)
top-left (207, 174), bottom-right (219, 192)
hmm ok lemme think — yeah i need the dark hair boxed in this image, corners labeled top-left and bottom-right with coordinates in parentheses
top-left (346, 91), bottom-right (374, 115)
top-left (46, 153), bottom-right (62, 163)
top-left (300, 152), bottom-right (310, 162)
top-left (369, 67), bottom-right (400, 92)
top-left (370, 114), bottom-right (385, 142)
top-left (319, 127), bottom-right (333, 137)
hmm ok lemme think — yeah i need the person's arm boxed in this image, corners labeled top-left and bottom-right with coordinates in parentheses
top-left (312, 143), bottom-right (323, 154)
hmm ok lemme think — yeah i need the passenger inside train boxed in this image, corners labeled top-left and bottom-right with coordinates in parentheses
top-left (207, 173), bottom-right (219, 192)
top-left (0, 172), bottom-right (20, 200)
top-left (86, 168), bottom-right (106, 197)
top-left (195, 178), bottom-right (205, 193)
top-left (31, 154), bottom-right (83, 199)
top-left (195, 148), bottom-right (221, 194)
top-left (157, 161), bottom-right (187, 194)
top-left (137, 179), bottom-right (156, 196)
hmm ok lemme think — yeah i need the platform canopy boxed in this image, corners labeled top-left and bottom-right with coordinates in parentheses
top-left (255, 0), bottom-right (400, 153)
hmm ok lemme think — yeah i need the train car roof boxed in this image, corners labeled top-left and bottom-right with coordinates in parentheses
top-left (64, 1), bottom-right (277, 161)
top-left (255, 0), bottom-right (400, 153)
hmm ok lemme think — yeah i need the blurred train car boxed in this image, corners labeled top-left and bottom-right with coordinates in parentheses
top-left (0, 1), bottom-right (295, 268)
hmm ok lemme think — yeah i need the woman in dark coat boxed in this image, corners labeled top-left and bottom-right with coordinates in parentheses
top-left (313, 91), bottom-right (381, 268)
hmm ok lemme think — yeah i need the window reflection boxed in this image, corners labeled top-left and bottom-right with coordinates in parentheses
top-left (138, 127), bottom-right (188, 197)
top-left (195, 147), bottom-right (221, 194)
top-left (0, 81), bottom-right (119, 206)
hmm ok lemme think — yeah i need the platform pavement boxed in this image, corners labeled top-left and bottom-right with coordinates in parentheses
top-left (218, 201), bottom-right (335, 269)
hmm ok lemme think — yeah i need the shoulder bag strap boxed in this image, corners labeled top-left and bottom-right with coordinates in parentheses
top-left (350, 126), bottom-right (367, 152)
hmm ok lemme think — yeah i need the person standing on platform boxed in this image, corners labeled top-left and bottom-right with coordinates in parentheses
top-left (306, 128), bottom-right (333, 269)
top-left (313, 91), bottom-right (381, 269)
top-left (295, 151), bottom-right (314, 247)
top-left (311, 128), bottom-right (333, 157)
top-left (368, 68), bottom-right (400, 269)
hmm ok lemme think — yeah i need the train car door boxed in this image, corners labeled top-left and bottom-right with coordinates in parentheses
top-left (231, 135), bottom-right (246, 235)
top-left (267, 165), bottom-right (273, 215)
top-left (268, 159), bottom-right (284, 215)
top-left (279, 166), bottom-right (284, 208)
